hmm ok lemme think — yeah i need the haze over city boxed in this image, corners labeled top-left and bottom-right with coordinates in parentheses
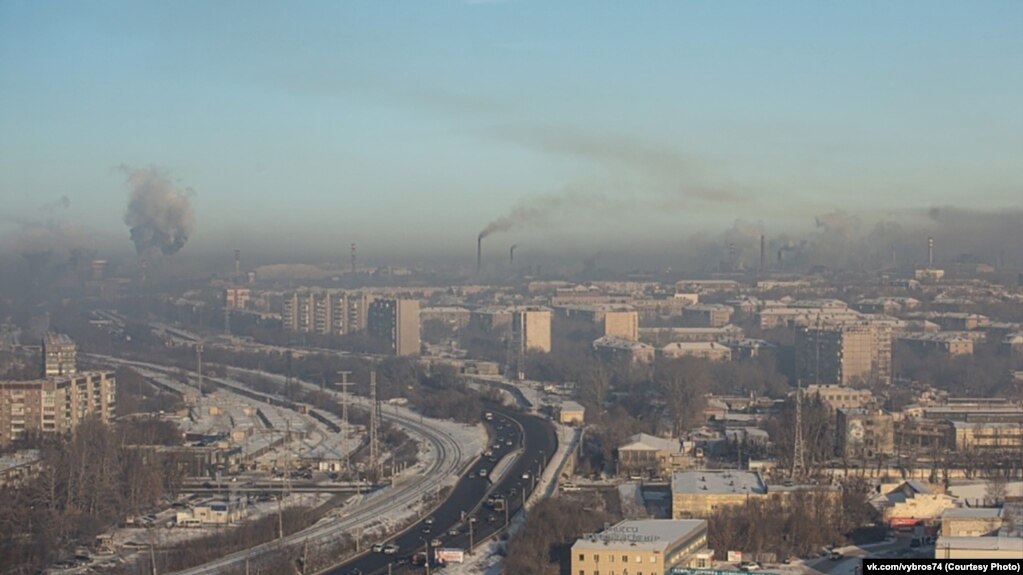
top-left (1, 3), bottom-right (1022, 575)
top-left (2, 1), bottom-right (1021, 270)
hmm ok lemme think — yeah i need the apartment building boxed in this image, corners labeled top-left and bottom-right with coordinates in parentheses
top-left (0, 372), bottom-right (117, 446)
top-left (796, 324), bottom-right (892, 386)
top-left (281, 289), bottom-right (374, 336)
top-left (836, 408), bottom-right (895, 459)
top-left (512, 307), bottom-right (552, 354)
top-left (367, 298), bottom-right (421, 356)
top-left (681, 304), bottom-right (733, 328)
top-left (42, 332), bottom-right (77, 377)
top-left (898, 332), bottom-right (974, 357)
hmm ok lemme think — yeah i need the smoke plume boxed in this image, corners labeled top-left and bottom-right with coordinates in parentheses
top-left (121, 166), bottom-right (196, 256)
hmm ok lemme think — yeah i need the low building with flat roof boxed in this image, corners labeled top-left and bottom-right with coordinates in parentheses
top-left (571, 519), bottom-right (711, 575)
top-left (934, 536), bottom-right (1023, 559)
top-left (941, 507), bottom-right (1003, 537)
top-left (558, 400), bottom-right (585, 425)
top-left (671, 471), bottom-right (766, 518)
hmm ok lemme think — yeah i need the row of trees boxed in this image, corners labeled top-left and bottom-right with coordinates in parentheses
top-left (708, 478), bottom-right (879, 559)
top-left (504, 496), bottom-right (615, 575)
top-left (0, 418), bottom-right (186, 572)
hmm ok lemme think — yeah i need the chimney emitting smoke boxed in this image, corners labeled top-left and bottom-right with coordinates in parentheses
top-left (477, 234), bottom-right (483, 273)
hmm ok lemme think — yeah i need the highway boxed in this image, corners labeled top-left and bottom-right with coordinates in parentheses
top-left (82, 354), bottom-right (475, 575)
top-left (323, 405), bottom-right (558, 575)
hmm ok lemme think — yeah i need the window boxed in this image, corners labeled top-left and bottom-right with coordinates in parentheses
top-left (579, 555), bottom-right (584, 562)
top-left (623, 556), bottom-right (628, 562)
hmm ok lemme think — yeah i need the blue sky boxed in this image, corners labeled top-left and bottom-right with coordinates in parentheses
top-left (1, 0), bottom-right (1021, 258)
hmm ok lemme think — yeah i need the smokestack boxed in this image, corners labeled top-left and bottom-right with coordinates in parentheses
top-left (350, 243), bottom-right (357, 276)
top-left (728, 242), bottom-right (735, 269)
top-left (927, 236), bottom-right (934, 266)
top-left (777, 249), bottom-right (783, 264)
top-left (510, 244), bottom-right (517, 266)
top-left (477, 234), bottom-right (483, 273)
top-left (234, 249), bottom-right (240, 276)
top-left (759, 235), bottom-right (765, 272)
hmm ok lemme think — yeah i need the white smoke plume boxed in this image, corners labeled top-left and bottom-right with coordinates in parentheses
top-left (121, 166), bottom-right (196, 256)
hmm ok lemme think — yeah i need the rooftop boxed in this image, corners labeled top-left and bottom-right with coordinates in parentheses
top-left (942, 507), bottom-right (1002, 519)
top-left (935, 536), bottom-right (1023, 552)
top-left (672, 470), bottom-right (767, 495)
top-left (572, 519), bottom-right (707, 553)
top-left (619, 433), bottom-right (680, 453)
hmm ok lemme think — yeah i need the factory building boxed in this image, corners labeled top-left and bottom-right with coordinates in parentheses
top-left (368, 298), bottom-right (421, 356)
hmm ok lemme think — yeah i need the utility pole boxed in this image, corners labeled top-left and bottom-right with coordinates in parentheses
top-left (370, 370), bottom-right (379, 476)
top-left (285, 350), bottom-right (294, 402)
top-left (196, 342), bottom-right (204, 412)
top-left (338, 371), bottom-right (353, 476)
top-left (792, 378), bottom-right (805, 480)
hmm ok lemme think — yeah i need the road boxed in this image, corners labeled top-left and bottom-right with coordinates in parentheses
top-left (83, 354), bottom-right (473, 575)
top-left (805, 534), bottom-right (933, 575)
top-left (324, 405), bottom-right (558, 575)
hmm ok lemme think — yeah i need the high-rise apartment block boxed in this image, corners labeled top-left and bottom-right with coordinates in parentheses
top-left (368, 299), bottom-right (421, 356)
top-left (0, 372), bottom-right (116, 446)
top-left (512, 307), bottom-right (552, 354)
top-left (796, 323), bottom-right (892, 386)
top-left (42, 332), bottom-right (77, 377)
top-left (281, 289), bottom-right (374, 336)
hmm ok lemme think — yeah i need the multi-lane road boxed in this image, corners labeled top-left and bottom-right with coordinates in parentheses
top-left (325, 405), bottom-right (558, 575)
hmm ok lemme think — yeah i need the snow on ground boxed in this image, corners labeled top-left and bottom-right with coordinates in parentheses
top-left (947, 480), bottom-right (1023, 506)
top-left (436, 423), bottom-right (580, 574)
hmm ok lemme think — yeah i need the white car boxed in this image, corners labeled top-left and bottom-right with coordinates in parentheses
top-left (371, 543), bottom-right (384, 553)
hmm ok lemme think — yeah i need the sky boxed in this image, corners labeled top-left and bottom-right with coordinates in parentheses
top-left (1, 0), bottom-right (1021, 263)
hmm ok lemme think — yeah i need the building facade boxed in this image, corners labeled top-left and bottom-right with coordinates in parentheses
top-left (0, 372), bottom-right (116, 446)
top-left (796, 324), bottom-right (891, 386)
top-left (571, 519), bottom-right (711, 575)
top-left (42, 332), bottom-right (77, 377)
top-left (512, 307), bottom-right (552, 354)
top-left (368, 298), bottom-right (421, 356)
top-left (281, 289), bottom-right (374, 336)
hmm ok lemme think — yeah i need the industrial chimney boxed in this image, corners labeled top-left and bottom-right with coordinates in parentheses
top-left (477, 234), bottom-right (483, 273)
top-left (350, 243), bottom-right (357, 276)
top-left (234, 249), bottom-right (241, 276)
top-left (928, 236), bottom-right (934, 266)
top-left (759, 235), bottom-right (765, 272)
top-left (510, 244), bottom-right (517, 266)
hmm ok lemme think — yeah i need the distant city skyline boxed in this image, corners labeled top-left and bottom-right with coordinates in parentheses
top-left (1, 1), bottom-right (1021, 259)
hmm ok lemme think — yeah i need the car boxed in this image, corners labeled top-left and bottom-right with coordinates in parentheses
top-left (479, 469), bottom-right (488, 477)
top-left (431, 538), bottom-right (442, 547)
top-left (421, 525), bottom-right (432, 534)
top-left (488, 514), bottom-right (497, 523)
top-left (484, 450), bottom-right (493, 457)
top-left (448, 527), bottom-right (459, 536)
top-left (506, 440), bottom-right (512, 446)
top-left (424, 516), bottom-right (435, 525)
top-left (521, 473), bottom-right (530, 480)
top-left (383, 543), bottom-right (400, 555)
top-left (828, 552), bottom-right (843, 560)
top-left (469, 472), bottom-right (476, 479)
top-left (739, 561), bottom-right (761, 571)
top-left (371, 543), bottom-right (384, 553)
top-left (345, 569), bottom-right (363, 575)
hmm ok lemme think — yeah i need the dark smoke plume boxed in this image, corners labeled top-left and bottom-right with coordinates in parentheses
top-left (121, 166), bottom-right (195, 256)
